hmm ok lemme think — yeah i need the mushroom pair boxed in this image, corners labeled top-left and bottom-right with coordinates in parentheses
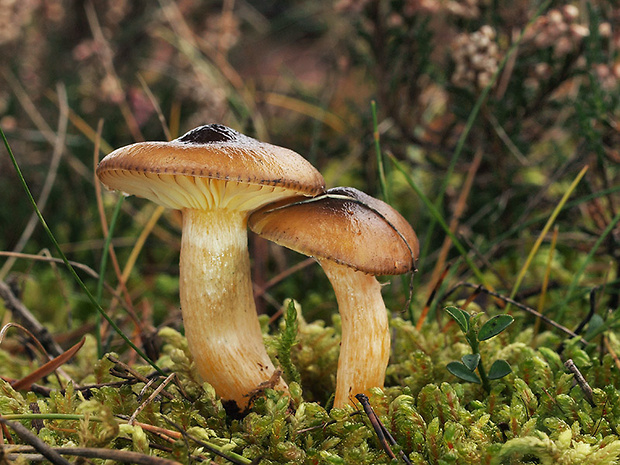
top-left (96, 124), bottom-right (418, 411)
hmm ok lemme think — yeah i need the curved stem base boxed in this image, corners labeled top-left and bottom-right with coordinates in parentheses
top-left (321, 260), bottom-right (390, 409)
top-left (180, 209), bottom-right (287, 410)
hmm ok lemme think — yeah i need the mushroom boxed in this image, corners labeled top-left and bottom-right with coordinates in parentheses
top-left (96, 124), bottom-right (325, 411)
top-left (248, 187), bottom-right (419, 408)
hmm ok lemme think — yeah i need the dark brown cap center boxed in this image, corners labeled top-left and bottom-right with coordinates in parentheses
top-left (177, 124), bottom-right (240, 144)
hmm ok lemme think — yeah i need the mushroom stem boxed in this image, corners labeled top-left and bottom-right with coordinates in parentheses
top-left (320, 259), bottom-right (390, 409)
top-left (180, 208), bottom-right (287, 409)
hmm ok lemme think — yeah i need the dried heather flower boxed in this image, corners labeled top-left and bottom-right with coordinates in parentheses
top-left (451, 26), bottom-right (500, 90)
top-left (402, 0), bottom-right (441, 16)
top-left (524, 6), bottom-right (589, 57)
top-left (561, 4), bottom-right (579, 22)
top-left (0, 0), bottom-right (37, 44)
top-left (594, 63), bottom-right (620, 91)
top-left (445, 0), bottom-right (480, 19)
top-left (598, 22), bottom-right (612, 38)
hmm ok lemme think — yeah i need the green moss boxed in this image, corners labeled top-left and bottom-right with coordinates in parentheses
top-left (2, 307), bottom-right (620, 464)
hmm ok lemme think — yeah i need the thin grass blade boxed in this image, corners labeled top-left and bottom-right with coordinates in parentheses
top-left (0, 126), bottom-right (164, 375)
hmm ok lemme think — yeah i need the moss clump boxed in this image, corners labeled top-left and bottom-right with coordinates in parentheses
top-left (3, 309), bottom-right (620, 464)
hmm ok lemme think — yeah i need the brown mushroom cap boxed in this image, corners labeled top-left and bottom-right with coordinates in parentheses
top-left (96, 124), bottom-right (326, 211)
top-left (248, 187), bottom-right (419, 275)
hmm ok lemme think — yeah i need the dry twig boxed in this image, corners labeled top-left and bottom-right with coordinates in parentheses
top-left (106, 355), bottom-right (175, 401)
top-left (445, 282), bottom-right (588, 344)
top-left (129, 373), bottom-right (176, 425)
top-left (564, 359), bottom-right (595, 407)
top-left (0, 418), bottom-right (71, 465)
top-left (355, 394), bottom-right (412, 465)
top-left (4, 444), bottom-right (182, 464)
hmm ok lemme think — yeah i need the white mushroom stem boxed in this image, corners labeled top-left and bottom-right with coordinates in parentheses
top-left (180, 208), bottom-right (287, 409)
top-left (320, 259), bottom-right (390, 409)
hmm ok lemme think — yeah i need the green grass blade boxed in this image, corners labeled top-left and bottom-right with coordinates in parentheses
top-left (1, 126), bottom-right (164, 375)
top-left (1, 414), bottom-right (94, 421)
top-left (371, 100), bottom-right (390, 204)
top-left (95, 196), bottom-right (124, 358)
top-left (508, 165), bottom-right (588, 308)
top-left (420, 0), bottom-right (552, 275)
top-left (485, 184), bottom-right (620, 259)
top-left (557, 207), bottom-right (620, 321)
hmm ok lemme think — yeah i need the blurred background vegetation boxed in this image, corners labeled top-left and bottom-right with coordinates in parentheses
top-left (0, 0), bottom-right (619, 378)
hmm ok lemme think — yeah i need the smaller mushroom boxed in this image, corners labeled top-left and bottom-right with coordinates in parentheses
top-left (248, 187), bottom-right (419, 408)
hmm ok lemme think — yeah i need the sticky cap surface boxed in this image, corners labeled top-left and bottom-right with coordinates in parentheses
top-left (249, 187), bottom-right (419, 275)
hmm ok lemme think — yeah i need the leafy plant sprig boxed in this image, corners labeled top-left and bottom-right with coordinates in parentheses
top-left (444, 306), bottom-right (513, 393)
top-left (277, 300), bottom-right (301, 384)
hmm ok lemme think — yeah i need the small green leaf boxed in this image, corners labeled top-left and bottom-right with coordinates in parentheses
top-left (447, 361), bottom-right (481, 384)
top-left (478, 315), bottom-right (514, 341)
top-left (462, 353), bottom-right (481, 371)
top-left (444, 306), bottom-right (470, 333)
top-left (487, 359), bottom-right (512, 379)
